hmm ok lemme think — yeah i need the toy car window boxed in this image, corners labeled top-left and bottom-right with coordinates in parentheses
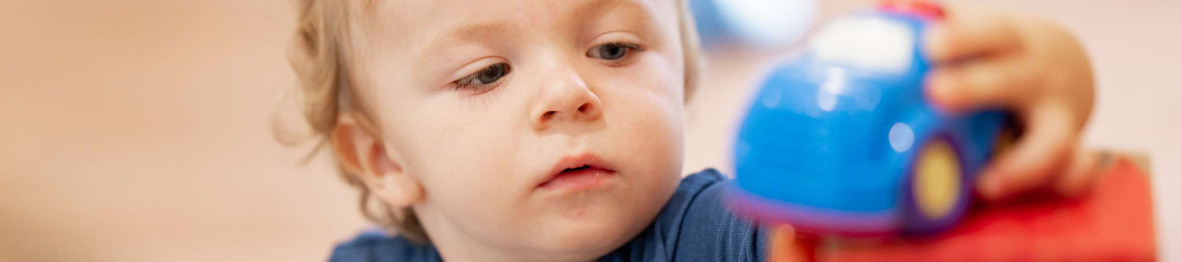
top-left (809, 16), bottom-right (915, 74)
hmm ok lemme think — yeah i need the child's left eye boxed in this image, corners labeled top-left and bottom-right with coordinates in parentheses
top-left (587, 42), bottom-right (642, 61)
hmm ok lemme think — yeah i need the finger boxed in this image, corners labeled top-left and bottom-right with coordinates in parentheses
top-left (1054, 149), bottom-right (1112, 197)
top-left (924, 6), bottom-right (1022, 63)
top-left (925, 55), bottom-right (1037, 112)
top-left (977, 104), bottom-right (1076, 200)
top-left (769, 224), bottom-right (813, 262)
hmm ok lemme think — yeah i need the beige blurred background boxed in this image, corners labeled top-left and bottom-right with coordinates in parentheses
top-left (0, 0), bottom-right (1176, 261)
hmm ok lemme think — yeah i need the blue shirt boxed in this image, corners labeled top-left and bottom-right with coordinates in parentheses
top-left (329, 169), bottom-right (768, 261)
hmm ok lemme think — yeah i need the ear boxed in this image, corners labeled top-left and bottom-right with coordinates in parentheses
top-left (331, 113), bottom-right (424, 208)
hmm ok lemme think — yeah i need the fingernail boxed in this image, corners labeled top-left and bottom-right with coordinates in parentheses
top-left (925, 70), bottom-right (945, 90)
top-left (925, 70), bottom-right (958, 108)
top-left (924, 24), bottom-right (949, 59)
top-left (928, 69), bottom-right (951, 84)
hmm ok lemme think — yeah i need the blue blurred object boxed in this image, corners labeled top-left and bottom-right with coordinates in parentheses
top-left (727, 3), bottom-right (1017, 236)
top-left (690, 0), bottom-right (816, 48)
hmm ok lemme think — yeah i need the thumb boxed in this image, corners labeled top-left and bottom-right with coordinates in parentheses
top-left (769, 224), bottom-right (815, 262)
top-left (1054, 149), bottom-right (1112, 197)
top-left (977, 104), bottom-right (1076, 201)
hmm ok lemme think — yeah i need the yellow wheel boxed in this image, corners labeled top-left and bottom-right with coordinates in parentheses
top-left (912, 139), bottom-right (963, 220)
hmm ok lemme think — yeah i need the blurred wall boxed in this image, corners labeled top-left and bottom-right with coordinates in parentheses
top-left (0, 1), bottom-right (367, 261)
top-left (0, 0), bottom-right (1176, 261)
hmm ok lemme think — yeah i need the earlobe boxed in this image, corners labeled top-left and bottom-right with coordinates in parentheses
top-left (367, 144), bottom-right (425, 207)
top-left (330, 113), bottom-right (425, 208)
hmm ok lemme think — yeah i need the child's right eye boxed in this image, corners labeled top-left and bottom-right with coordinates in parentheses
top-left (452, 63), bottom-right (511, 92)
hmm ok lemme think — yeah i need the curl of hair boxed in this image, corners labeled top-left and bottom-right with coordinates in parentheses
top-left (280, 0), bottom-right (430, 244)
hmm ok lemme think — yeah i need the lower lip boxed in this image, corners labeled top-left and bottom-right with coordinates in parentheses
top-left (538, 168), bottom-right (616, 191)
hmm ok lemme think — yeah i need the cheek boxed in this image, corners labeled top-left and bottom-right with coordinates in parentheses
top-left (596, 52), bottom-right (688, 175)
top-left (596, 57), bottom-right (687, 236)
top-left (423, 118), bottom-right (518, 188)
top-left (604, 51), bottom-right (687, 131)
top-left (379, 97), bottom-right (526, 219)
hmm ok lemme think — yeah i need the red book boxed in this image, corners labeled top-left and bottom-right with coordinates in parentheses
top-left (772, 157), bottom-right (1157, 262)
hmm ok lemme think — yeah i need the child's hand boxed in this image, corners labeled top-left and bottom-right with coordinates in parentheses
top-left (922, 5), bottom-right (1102, 201)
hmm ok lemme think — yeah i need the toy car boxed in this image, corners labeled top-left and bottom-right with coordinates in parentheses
top-left (727, 2), bottom-right (1017, 236)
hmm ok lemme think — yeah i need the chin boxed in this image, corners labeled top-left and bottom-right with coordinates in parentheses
top-left (547, 199), bottom-right (670, 254)
top-left (524, 168), bottom-right (679, 258)
top-left (532, 205), bottom-right (653, 257)
top-left (559, 215), bottom-right (634, 248)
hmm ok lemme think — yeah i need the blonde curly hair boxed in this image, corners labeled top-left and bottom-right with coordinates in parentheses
top-left (282, 0), bottom-right (703, 245)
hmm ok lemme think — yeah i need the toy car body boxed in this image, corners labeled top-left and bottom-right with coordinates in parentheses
top-left (728, 6), bottom-right (1013, 236)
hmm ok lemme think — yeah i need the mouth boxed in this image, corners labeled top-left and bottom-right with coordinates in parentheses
top-left (537, 154), bottom-right (617, 191)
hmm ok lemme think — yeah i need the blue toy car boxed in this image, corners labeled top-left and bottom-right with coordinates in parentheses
top-left (727, 3), bottom-right (1017, 236)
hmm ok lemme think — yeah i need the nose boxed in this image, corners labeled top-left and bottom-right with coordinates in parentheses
top-left (531, 69), bottom-right (602, 131)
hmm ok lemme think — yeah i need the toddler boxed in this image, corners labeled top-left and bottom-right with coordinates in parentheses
top-left (284, 0), bottom-right (1100, 261)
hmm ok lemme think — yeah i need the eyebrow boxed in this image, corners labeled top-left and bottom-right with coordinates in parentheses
top-left (420, 0), bottom-right (649, 52)
top-left (422, 22), bottom-right (512, 59)
top-left (413, 0), bottom-right (654, 79)
top-left (573, 0), bottom-right (650, 21)
top-left (413, 21), bottom-right (512, 79)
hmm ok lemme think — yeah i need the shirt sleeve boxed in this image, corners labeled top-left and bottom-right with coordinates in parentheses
top-left (671, 169), bottom-right (768, 262)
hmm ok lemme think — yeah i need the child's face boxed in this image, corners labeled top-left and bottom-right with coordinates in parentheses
top-left (348, 0), bottom-right (687, 259)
